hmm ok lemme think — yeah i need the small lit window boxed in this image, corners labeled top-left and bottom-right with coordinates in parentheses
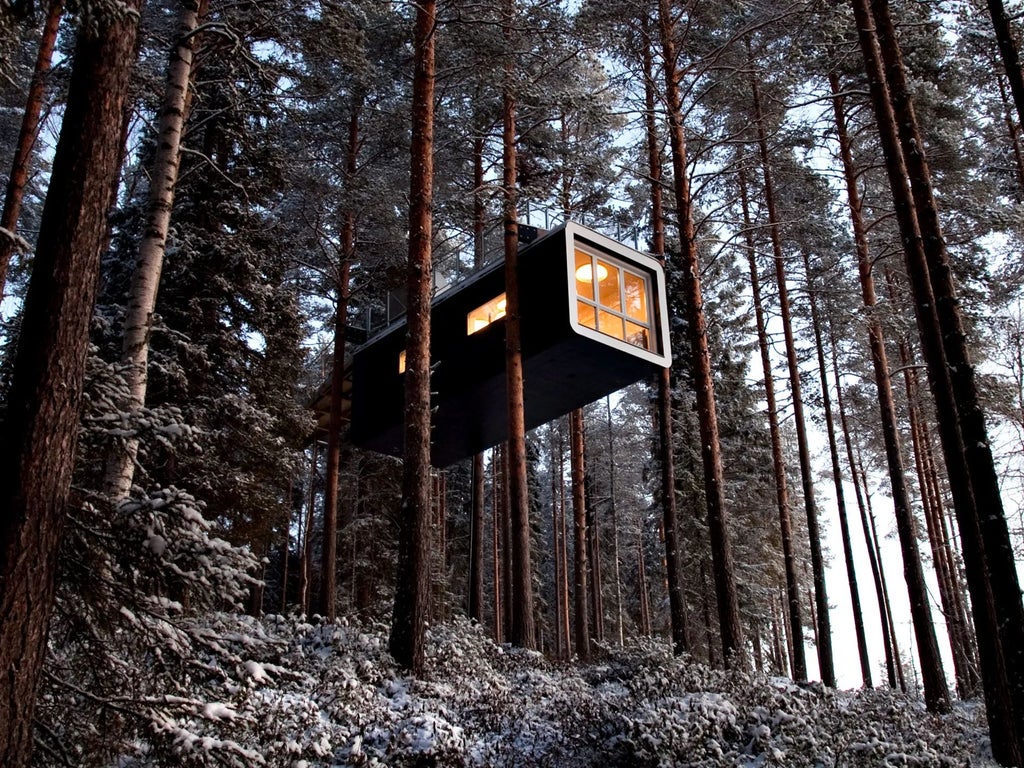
top-left (398, 350), bottom-right (406, 374)
top-left (574, 246), bottom-right (653, 351)
top-left (467, 293), bottom-right (507, 335)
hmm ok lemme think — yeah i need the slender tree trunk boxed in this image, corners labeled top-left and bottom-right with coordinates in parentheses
top-left (996, 72), bottom-right (1024, 198)
top-left (871, 0), bottom-right (1024, 742)
top-left (637, 529), bottom-right (652, 636)
top-left (738, 163), bottom-right (806, 681)
top-left (657, 0), bottom-right (744, 667)
top-left (558, 428), bottom-right (572, 653)
top-left (642, 19), bottom-right (689, 656)
top-left (585, 464), bottom-right (604, 644)
top-left (492, 449), bottom-right (503, 642)
top-left (550, 429), bottom-right (563, 658)
top-left (986, 0), bottom-right (1024, 134)
top-left (571, 408), bottom-right (591, 661)
top-left (606, 396), bottom-right (625, 646)
top-left (469, 452), bottom-right (485, 622)
top-left (501, 446), bottom-right (513, 639)
top-left (748, 58), bottom-right (833, 685)
top-left (389, 0), bottom-right (435, 674)
top-left (803, 247), bottom-right (872, 688)
top-left (0, 0), bottom-right (63, 301)
top-left (0, 5), bottom-right (143, 763)
top-left (104, 0), bottom-right (205, 499)
top-left (501, 0), bottom-right (536, 650)
top-left (299, 442), bottom-right (318, 614)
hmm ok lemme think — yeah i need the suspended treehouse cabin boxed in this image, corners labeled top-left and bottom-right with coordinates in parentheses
top-left (331, 221), bottom-right (671, 467)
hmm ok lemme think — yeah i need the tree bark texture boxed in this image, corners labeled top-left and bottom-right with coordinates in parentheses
top-left (0, 5), bottom-right (143, 764)
top-left (570, 408), bottom-right (591, 661)
top-left (502, 0), bottom-right (536, 650)
top-left (469, 452), bottom-right (485, 622)
top-left (657, 0), bottom-right (744, 668)
top-left (738, 163), bottom-right (807, 681)
top-left (389, 0), bottom-right (435, 675)
top-left (849, 0), bottom-right (953, 714)
top-left (0, 0), bottom-right (63, 300)
top-left (748, 59), bottom-right (834, 686)
top-left (642, 19), bottom-right (689, 656)
top-left (104, 0), bottom-right (206, 501)
top-left (871, 0), bottom-right (1024, 739)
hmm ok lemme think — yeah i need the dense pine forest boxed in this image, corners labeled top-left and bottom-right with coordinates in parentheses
top-left (2, 0), bottom-right (1024, 765)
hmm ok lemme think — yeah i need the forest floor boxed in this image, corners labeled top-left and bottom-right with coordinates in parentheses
top-left (134, 613), bottom-right (997, 767)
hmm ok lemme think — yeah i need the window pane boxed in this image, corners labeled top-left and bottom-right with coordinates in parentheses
top-left (577, 300), bottom-right (597, 330)
top-left (467, 293), bottom-right (507, 335)
top-left (624, 271), bottom-right (648, 323)
top-left (597, 261), bottom-right (621, 311)
top-left (598, 310), bottom-right (624, 340)
top-left (574, 249), bottom-right (595, 300)
top-left (625, 321), bottom-right (649, 350)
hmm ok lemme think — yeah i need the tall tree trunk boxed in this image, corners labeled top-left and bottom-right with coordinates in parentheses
top-left (831, 327), bottom-right (900, 688)
top-left (558, 427), bottom-right (572, 653)
top-left (996, 72), bottom-right (1024, 198)
top-left (637, 529), bottom-right (652, 636)
top-left (501, 0), bottom-right (536, 650)
top-left (606, 396), bottom-right (625, 646)
top-left (802, 246), bottom-right (872, 688)
top-left (550, 428), bottom-right (563, 658)
top-left (104, 0), bottom-right (205, 500)
top-left (748, 57), bottom-right (833, 685)
top-left (871, 0), bottom-right (1024, 742)
top-left (886, 268), bottom-right (979, 699)
top-left (0, 4), bottom-right (143, 764)
top-left (492, 448), bottom-right (503, 642)
top-left (585, 463), bottom-right (604, 644)
top-left (388, 0), bottom-right (435, 674)
top-left (642, 17), bottom-right (689, 656)
top-left (0, 0), bottom-right (63, 301)
top-left (299, 442), bottom-right (318, 614)
top-left (469, 451), bottom-right (485, 622)
top-left (986, 0), bottom-right (1024, 134)
top-left (738, 163), bottom-right (807, 682)
top-left (833, 22), bottom-right (953, 710)
top-left (571, 407), bottom-right (591, 661)
top-left (657, 0), bottom-right (744, 667)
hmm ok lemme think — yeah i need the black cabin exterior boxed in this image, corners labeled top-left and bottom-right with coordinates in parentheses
top-left (349, 221), bottom-right (671, 467)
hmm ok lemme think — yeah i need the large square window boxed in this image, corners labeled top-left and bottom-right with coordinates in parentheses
top-left (574, 245), bottom-right (654, 352)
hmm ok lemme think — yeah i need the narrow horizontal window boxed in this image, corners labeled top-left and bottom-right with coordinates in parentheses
top-left (467, 293), bottom-right (507, 335)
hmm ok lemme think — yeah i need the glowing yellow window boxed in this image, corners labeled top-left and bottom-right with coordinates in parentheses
top-left (398, 350), bottom-right (406, 373)
top-left (467, 293), bottom-right (507, 335)
top-left (574, 245), bottom-right (655, 352)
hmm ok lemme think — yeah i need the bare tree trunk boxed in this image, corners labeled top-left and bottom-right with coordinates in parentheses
top-left (501, 0), bottom-right (536, 650)
top-left (606, 396), bottom-right (625, 646)
top-left (558, 428), bottom-right (572, 653)
top-left (803, 248), bottom-right (873, 687)
top-left (571, 408), bottom-right (591, 661)
top-left (0, 0), bottom-right (63, 301)
top-left (492, 449), bottom-right (503, 642)
top-left (986, 0), bottom-right (1024, 134)
top-left (637, 529), bottom-right (652, 636)
top-left (871, 0), bottom-right (1024, 741)
top-left (641, 18), bottom-right (689, 656)
top-left (748, 57), bottom-right (833, 685)
top-left (831, 329), bottom-right (899, 688)
top-left (996, 72), bottom-right (1024, 198)
top-left (299, 442), bottom-right (318, 615)
top-left (585, 464), bottom-right (604, 644)
top-left (550, 429), bottom-right (563, 658)
top-left (738, 163), bottom-right (806, 682)
top-left (389, 0), bottom-right (435, 674)
top-left (0, 5), bottom-right (143, 763)
top-left (469, 452), bottom-right (485, 622)
top-left (104, 0), bottom-right (206, 500)
top-left (834, 21), bottom-right (953, 710)
top-left (657, 0), bottom-right (744, 667)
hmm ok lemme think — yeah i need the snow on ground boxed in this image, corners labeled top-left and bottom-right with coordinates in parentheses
top-left (120, 614), bottom-right (997, 767)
